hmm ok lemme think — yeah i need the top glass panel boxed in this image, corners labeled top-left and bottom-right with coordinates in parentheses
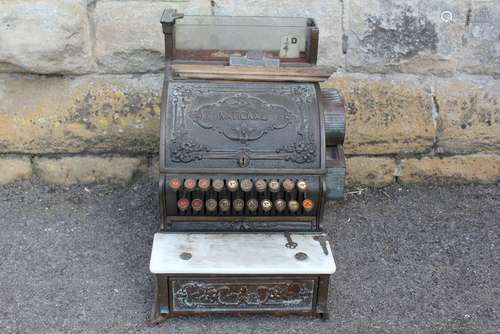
top-left (173, 15), bottom-right (317, 63)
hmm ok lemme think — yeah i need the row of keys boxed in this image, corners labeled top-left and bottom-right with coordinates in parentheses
top-left (169, 178), bottom-right (308, 193)
top-left (177, 197), bottom-right (314, 213)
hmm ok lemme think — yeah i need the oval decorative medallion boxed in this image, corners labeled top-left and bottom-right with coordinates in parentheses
top-left (188, 94), bottom-right (294, 144)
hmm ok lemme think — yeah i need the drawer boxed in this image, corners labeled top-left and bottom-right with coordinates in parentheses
top-left (170, 276), bottom-right (317, 312)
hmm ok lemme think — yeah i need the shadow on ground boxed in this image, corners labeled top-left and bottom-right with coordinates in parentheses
top-left (0, 179), bottom-right (498, 333)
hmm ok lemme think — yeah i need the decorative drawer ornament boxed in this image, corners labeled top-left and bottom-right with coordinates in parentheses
top-left (170, 278), bottom-right (316, 312)
top-left (149, 9), bottom-right (345, 322)
top-left (150, 233), bottom-right (335, 320)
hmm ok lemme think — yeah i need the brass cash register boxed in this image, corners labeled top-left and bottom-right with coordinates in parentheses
top-left (149, 10), bottom-right (345, 322)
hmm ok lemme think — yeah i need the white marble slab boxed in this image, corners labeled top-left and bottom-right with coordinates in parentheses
top-left (150, 233), bottom-right (336, 275)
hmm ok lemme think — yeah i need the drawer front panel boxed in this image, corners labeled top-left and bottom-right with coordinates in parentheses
top-left (170, 277), bottom-right (317, 312)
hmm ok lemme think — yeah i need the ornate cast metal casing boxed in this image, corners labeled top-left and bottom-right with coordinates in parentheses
top-left (160, 11), bottom-right (345, 231)
top-left (151, 9), bottom-right (345, 323)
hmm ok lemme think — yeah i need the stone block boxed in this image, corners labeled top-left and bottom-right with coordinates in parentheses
top-left (345, 0), bottom-right (469, 75)
top-left (346, 157), bottom-right (396, 188)
top-left (400, 154), bottom-right (500, 184)
top-left (324, 74), bottom-right (436, 155)
top-left (0, 0), bottom-right (92, 74)
top-left (94, 1), bottom-right (212, 73)
top-left (0, 157), bottom-right (32, 184)
top-left (459, 1), bottom-right (500, 75)
top-left (34, 156), bottom-right (144, 184)
top-left (0, 74), bottom-right (162, 154)
top-left (434, 76), bottom-right (500, 154)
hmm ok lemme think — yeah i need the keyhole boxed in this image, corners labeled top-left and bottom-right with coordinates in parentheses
top-left (238, 154), bottom-right (249, 167)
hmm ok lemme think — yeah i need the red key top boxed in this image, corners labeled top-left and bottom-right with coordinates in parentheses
top-left (169, 178), bottom-right (181, 191)
top-left (184, 178), bottom-right (196, 191)
top-left (191, 198), bottom-right (203, 212)
top-left (177, 198), bottom-right (190, 211)
top-left (302, 199), bottom-right (314, 212)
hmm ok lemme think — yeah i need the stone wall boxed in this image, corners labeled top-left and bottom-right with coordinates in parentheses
top-left (1, 0), bottom-right (499, 187)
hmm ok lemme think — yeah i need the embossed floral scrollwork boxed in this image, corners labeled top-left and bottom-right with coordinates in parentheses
top-left (277, 132), bottom-right (316, 164)
top-left (174, 281), bottom-right (313, 309)
top-left (170, 131), bottom-right (209, 163)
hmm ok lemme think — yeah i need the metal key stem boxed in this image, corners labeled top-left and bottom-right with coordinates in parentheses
top-left (313, 235), bottom-right (329, 255)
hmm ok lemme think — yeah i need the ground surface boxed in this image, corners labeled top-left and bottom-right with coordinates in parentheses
top-left (0, 179), bottom-right (498, 334)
